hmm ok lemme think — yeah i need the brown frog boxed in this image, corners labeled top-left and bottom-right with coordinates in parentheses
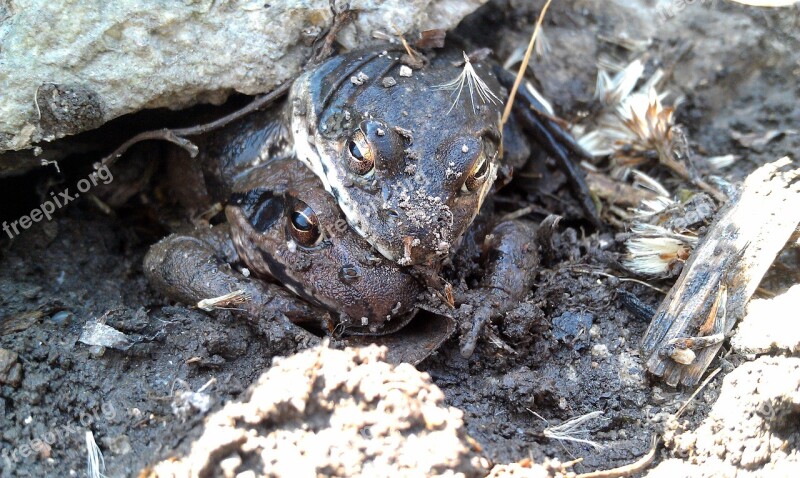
top-left (146, 149), bottom-right (540, 360)
top-left (277, 45), bottom-right (595, 267)
top-left (145, 44), bottom-right (590, 359)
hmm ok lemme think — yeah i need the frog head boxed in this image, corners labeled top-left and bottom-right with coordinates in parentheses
top-left (290, 47), bottom-right (506, 266)
top-left (226, 158), bottom-right (422, 335)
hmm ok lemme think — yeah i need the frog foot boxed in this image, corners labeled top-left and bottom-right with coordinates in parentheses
top-left (459, 303), bottom-right (497, 358)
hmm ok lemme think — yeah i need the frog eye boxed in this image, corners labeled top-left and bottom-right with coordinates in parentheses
top-left (462, 152), bottom-right (491, 192)
top-left (346, 130), bottom-right (375, 176)
top-left (289, 201), bottom-right (323, 247)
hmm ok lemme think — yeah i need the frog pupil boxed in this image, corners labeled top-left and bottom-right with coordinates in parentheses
top-left (291, 211), bottom-right (313, 231)
top-left (348, 140), bottom-right (364, 160)
top-left (474, 157), bottom-right (488, 178)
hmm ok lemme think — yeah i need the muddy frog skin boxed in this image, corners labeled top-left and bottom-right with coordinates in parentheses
top-left (146, 106), bottom-right (539, 359)
top-left (286, 45), bottom-right (596, 267)
top-left (146, 156), bottom-right (424, 339)
top-left (144, 44), bottom-right (593, 359)
top-left (224, 157), bottom-right (424, 336)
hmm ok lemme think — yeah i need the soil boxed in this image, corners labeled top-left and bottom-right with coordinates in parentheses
top-left (1, 1), bottom-right (798, 477)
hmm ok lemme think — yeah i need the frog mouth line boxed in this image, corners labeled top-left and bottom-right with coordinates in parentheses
top-left (335, 308), bottom-right (419, 337)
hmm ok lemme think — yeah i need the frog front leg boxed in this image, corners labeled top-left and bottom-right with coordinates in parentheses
top-left (459, 219), bottom-right (540, 357)
top-left (144, 224), bottom-right (323, 351)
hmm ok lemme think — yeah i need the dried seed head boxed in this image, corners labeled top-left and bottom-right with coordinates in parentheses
top-left (433, 51), bottom-right (501, 114)
top-left (623, 235), bottom-right (692, 277)
top-left (595, 60), bottom-right (644, 107)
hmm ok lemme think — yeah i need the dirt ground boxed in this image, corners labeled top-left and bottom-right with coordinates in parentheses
top-left (1, 0), bottom-right (799, 476)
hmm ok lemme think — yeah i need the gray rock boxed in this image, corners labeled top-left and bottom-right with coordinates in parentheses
top-left (0, 0), bottom-right (486, 171)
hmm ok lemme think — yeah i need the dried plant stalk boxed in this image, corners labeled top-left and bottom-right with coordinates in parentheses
top-left (640, 157), bottom-right (800, 386)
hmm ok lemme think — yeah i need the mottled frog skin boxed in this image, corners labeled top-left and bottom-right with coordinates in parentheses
top-left (290, 47), bottom-right (506, 266)
top-left (225, 157), bottom-right (423, 335)
top-left (146, 155), bottom-right (424, 339)
top-left (145, 44), bottom-right (593, 359)
top-left (289, 45), bottom-right (595, 267)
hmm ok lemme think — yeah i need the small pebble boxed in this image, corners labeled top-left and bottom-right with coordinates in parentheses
top-left (50, 310), bottom-right (73, 325)
top-left (399, 65), bottom-right (412, 77)
top-left (381, 76), bottom-right (397, 88)
top-left (350, 71), bottom-right (369, 85)
top-left (591, 344), bottom-right (610, 359)
top-left (0, 348), bottom-right (22, 387)
top-left (376, 128), bottom-right (385, 136)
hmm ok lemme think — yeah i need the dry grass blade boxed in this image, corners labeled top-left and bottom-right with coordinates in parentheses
top-left (575, 435), bottom-right (659, 478)
top-left (675, 367), bottom-right (722, 418)
top-left (501, 0), bottom-right (553, 125)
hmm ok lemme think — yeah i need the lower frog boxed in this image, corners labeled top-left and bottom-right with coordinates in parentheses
top-left (146, 152), bottom-right (543, 361)
top-left (146, 155), bottom-right (459, 364)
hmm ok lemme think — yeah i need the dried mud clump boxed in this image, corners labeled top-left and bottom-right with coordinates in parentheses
top-left (658, 356), bottom-right (800, 476)
top-left (145, 344), bottom-right (489, 478)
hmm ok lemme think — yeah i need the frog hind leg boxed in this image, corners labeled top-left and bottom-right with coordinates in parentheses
top-left (459, 219), bottom-right (540, 357)
top-left (144, 224), bottom-right (323, 352)
top-left (495, 67), bottom-right (601, 227)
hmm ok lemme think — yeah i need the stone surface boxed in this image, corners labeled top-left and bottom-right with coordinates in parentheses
top-left (0, 347), bottom-right (21, 386)
top-left (145, 344), bottom-right (489, 477)
top-left (0, 0), bottom-right (486, 168)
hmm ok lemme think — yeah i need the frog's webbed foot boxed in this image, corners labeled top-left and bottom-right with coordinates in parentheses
top-left (495, 67), bottom-right (601, 227)
top-left (144, 225), bottom-right (324, 351)
top-left (459, 220), bottom-right (540, 357)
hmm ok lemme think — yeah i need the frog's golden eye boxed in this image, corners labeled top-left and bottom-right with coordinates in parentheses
top-left (462, 152), bottom-right (490, 192)
top-left (346, 130), bottom-right (375, 176)
top-left (289, 201), bottom-right (323, 247)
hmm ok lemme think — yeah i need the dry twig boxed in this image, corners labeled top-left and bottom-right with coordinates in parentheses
top-left (100, 81), bottom-right (293, 167)
top-left (641, 158), bottom-right (800, 386)
top-left (575, 435), bottom-right (659, 478)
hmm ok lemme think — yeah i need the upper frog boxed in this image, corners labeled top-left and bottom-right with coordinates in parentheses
top-left (289, 47), bottom-right (506, 266)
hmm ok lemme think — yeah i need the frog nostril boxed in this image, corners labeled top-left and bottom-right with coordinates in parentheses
top-left (385, 208), bottom-right (400, 218)
top-left (338, 264), bottom-right (362, 284)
